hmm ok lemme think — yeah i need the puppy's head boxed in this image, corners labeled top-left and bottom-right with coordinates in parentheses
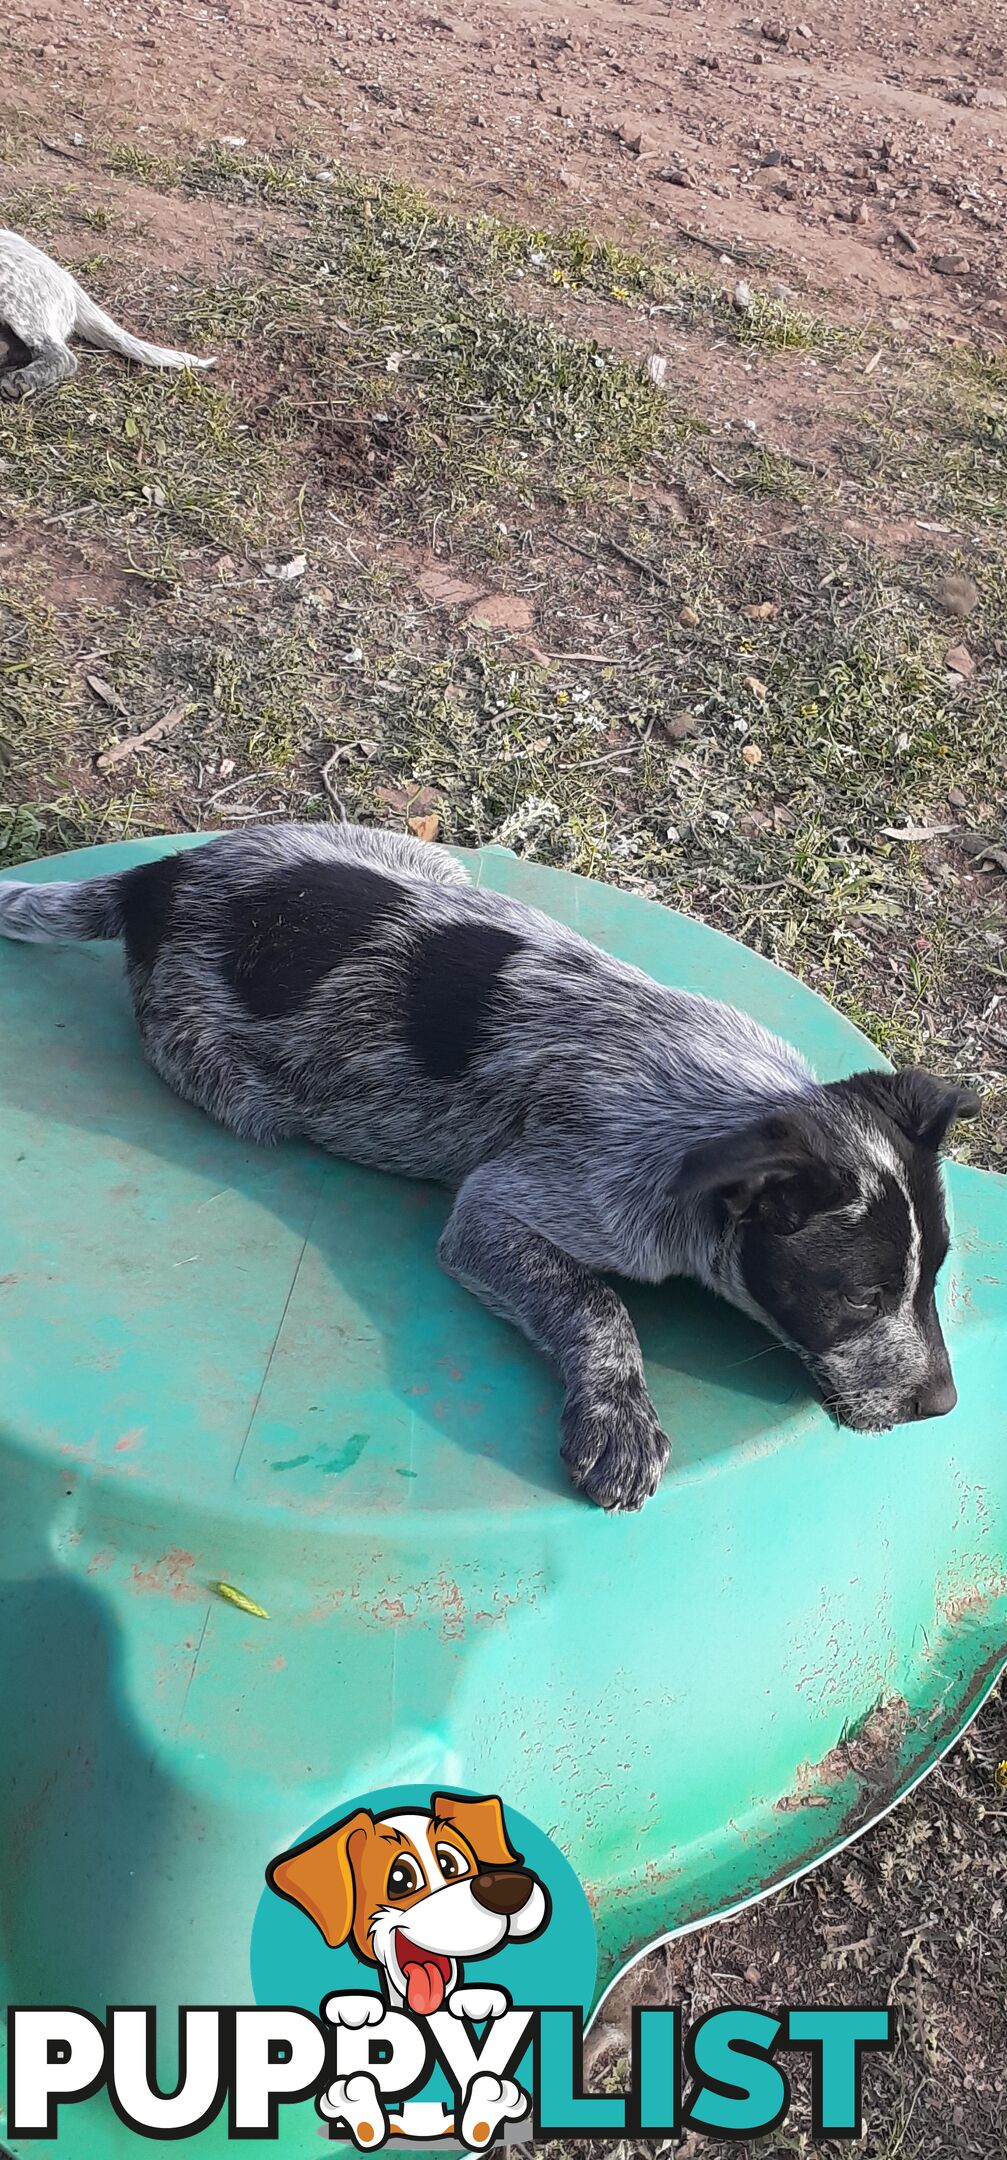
top-left (679, 1067), bottom-right (980, 1432)
top-left (267, 1792), bottom-right (549, 2013)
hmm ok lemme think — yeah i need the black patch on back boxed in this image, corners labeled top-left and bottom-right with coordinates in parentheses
top-left (405, 921), bottom-right (524, 1080)
top-left (223, 860), bottom-right (406, 1021)
top-left (120, 853), bottom-right (188, 971)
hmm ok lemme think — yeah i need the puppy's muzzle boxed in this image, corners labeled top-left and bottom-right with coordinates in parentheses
top-left (471, 1869), bottom-right (535, 1916)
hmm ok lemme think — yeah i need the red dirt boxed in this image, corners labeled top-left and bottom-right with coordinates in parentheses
top-left (8, 0), bottom-right (1007, 343)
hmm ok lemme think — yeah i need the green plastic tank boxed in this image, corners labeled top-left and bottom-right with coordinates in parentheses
top-left (0, 837), bottom-right (1004, 2157)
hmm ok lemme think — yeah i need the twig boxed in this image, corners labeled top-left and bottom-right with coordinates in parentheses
top-left (548, 526), bottom-right (677, 595)
top-left (39, 137), bottom-right (88, 163)
top-left (887, 1927), bottom-right (926, 2005)
top-left (320, 738), bottom-right (370, 822)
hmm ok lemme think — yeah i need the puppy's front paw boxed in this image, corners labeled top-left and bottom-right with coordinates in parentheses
top-left (561, 1379), bottom-right (669, 1511)
top-left (448, 1984), bottom-right (510, 2021)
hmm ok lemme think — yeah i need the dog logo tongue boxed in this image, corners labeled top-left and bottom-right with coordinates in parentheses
top-left (397, 1935), bottom-right (451, 2016)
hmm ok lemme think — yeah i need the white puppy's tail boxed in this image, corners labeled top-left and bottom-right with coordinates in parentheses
top-left (73, 285), bottom-right (216, 373)
top-left (0, 874), bottom-right (126, 944)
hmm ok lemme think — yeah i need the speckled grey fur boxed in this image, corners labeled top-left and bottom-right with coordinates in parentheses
top-left (0, 229), bottom-right (216, 398)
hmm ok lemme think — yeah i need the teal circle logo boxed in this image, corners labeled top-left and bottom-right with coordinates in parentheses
top-left (250, 1785), bottom-right (596, 2144)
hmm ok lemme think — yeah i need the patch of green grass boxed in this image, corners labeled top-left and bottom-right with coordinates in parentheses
top-left (0, 369), bottom-right (285, 545)
top-left (731, 291), bottom-right (854, 355)
top-left (106, 143), bottom-right (179, 189)
top-left (735, 446), bottom-right (813, 503)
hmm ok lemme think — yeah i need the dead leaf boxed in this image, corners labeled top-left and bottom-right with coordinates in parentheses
top-left (880, 822), bottom-right (955, 843)
top-left (742, 601), bottom-right (777, 621)
top-left (741, 673), bottom-right (768, 700)
top-left (408, 813), bottom-right (441, 843)
top-left (465, 592), bottom-right (534, 632)
top-left (86, 673), bottom-right (127, 715)
top-left (741, 742), bottom-right (763, 766)
top-left (417, 565), bottom-right (484, 609)
top-left (96, 704), bottom-right (185, 772)
top-left (945, 643), bottom-right (975, 676)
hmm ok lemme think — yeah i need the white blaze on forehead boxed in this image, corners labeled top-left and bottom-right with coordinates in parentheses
top-left (860, 1126), bottom-right (922, 1305)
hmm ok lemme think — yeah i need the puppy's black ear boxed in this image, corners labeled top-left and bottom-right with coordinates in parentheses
top-left (677, 1115), bottom-right (854, 1233)
top-left (865, 1068), bottom-right (981, 1152)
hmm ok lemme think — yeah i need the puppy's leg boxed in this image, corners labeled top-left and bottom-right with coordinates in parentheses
top-left (439, 1166), bottom-right (669, 1512)
top-left (0, 338), bottom-right (77, 399)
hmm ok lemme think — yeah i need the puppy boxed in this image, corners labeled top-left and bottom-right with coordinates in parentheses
top-left (0, 229), bottom-right (215, 399)
top-left (0, 822), bottom-right (978, 1509)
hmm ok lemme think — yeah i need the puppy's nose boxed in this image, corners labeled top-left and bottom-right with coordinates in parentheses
top-left (471, 1869), bottom-right (534, 1915)
top-left (911, 1372), bottom-right (958, 1420)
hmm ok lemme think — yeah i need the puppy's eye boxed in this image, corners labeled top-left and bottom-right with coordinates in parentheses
top-left (436, 1844), bottom-right (470, 1881)
top-left (845, 1287), bottom-right (887, 1316)
top-left (387, 1857), bottom-right (423, 1899)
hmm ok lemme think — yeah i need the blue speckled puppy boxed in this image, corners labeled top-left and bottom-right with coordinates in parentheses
top-left (0, 823), bottom-right (977, 1509)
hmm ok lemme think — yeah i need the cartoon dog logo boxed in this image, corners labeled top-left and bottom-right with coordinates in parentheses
top-left (266, 1790), bottom-right (551, 2147)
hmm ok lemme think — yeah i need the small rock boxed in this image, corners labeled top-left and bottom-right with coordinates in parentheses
top-left (732, 278), bottom-right (753, 314)
top-left (742, 673), bottom-right (768, 700)
top-left (933, 252), bottom-right (969, 276)
top-left (795, 19), bottom-right (813, 35)
top-left (975, 86), bottom-right (1007, 109)
top-left (646, 354), bottom-right (668, 385)
top-left (265, 553), bottom-right (307, 581)
top-left (946, 643), bottom-right (975, 676)
top-left (678, 604), bottom-right (700, 628)
top-left (741, 741), bottom-right (763, 765)
top-left (745, 1965), bottom-right (762, 1984)
top-left (662, 710), bottom-right (700, 741)
top-left (613, 113), bottom-right (653, 154)
top-left (658, 166), bottom-right (697, 187)
top-left (761, 18), bottom-right (790, 42)
top-left (948, 786), bottom-right (967, 809)
top-left (742, 600), bottom-right (777, 619)
top-left (408, 812), bottom-right (440, 843)
top-left (937, 571), bottom-right (979, 618)
top-left (759, 148), bottom-right (785, 167)
top-left (894, 224), bottom-right (919, 253)
top-left (465, 592), bottom-right (535, 632)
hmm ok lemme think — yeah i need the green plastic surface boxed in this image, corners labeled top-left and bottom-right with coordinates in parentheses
top-left (1, 836), bottom-right (1005, 2157)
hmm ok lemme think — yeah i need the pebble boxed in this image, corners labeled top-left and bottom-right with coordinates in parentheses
top-left (678, 605), bottom-right (700, 627)
top-left (741, 742), bottom-right (763, 765)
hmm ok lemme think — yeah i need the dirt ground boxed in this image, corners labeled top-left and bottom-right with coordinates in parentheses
top-left (1, 0), bottom-right (1006, 2154)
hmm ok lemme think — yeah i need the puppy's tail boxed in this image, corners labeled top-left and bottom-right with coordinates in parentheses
top-left (73, 284), bottom-right (216, 373)
top-left (0, 873), bottom-right (125, 944)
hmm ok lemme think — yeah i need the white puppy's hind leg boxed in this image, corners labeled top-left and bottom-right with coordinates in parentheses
top-left (318, 2072), bottom-right (389, 2149)
top-left (0, 339), bottom-right (77, 400)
